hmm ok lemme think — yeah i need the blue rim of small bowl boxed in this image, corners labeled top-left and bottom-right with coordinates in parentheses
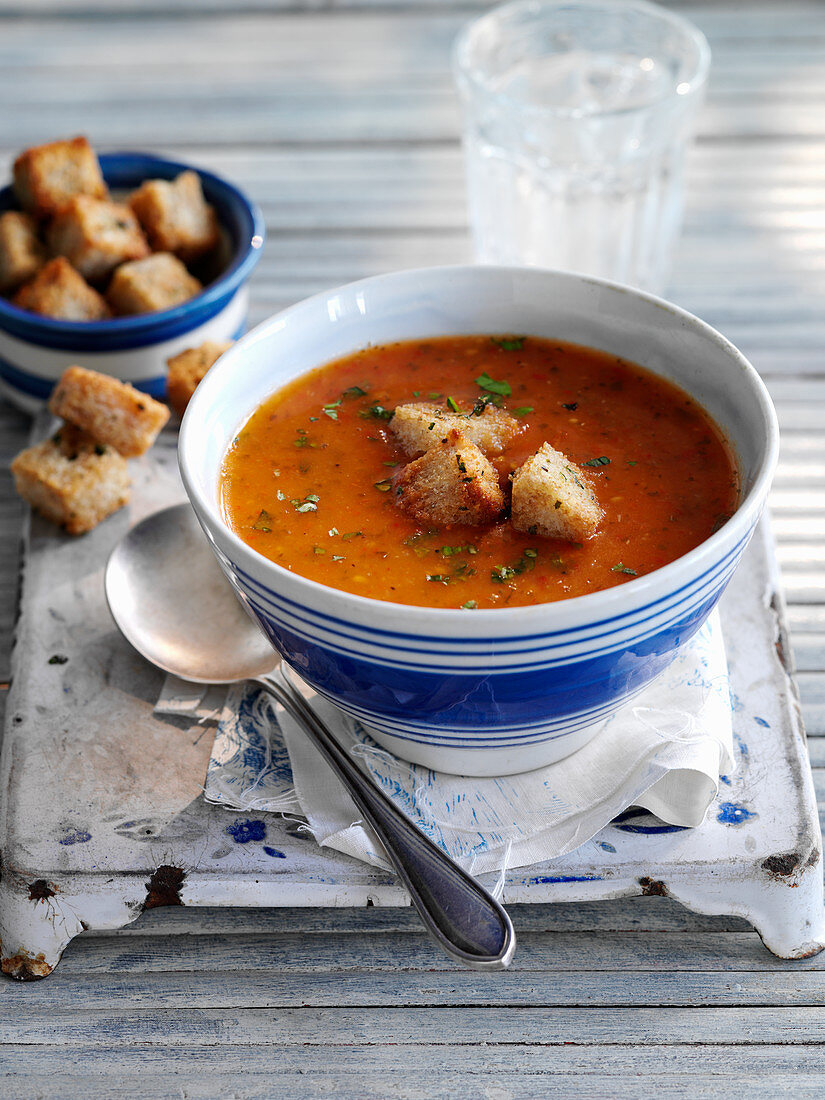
top-left (0, 152), bottom-right (265, 352)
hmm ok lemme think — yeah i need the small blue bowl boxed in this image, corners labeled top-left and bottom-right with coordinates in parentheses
top-left (0, 152), bottom-right (265, 412)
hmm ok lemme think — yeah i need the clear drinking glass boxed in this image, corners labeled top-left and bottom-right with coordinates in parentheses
top-left (453, 0), bottom-right (710, 293)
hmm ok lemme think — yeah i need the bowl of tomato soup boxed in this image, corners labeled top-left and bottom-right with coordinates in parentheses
top-left (179, 266), bottom-right (778, 776)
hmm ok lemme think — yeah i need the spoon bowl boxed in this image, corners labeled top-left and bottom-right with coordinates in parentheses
top-left (105, 502), bottom-right (276, 684)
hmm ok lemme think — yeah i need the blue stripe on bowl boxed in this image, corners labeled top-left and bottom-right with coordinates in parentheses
top-left (247, 587), bottom-right (722, 735)
top-left (229, 525), bottom-right (750, 656)
top-left (0, 315), bottom-right (249, 402)
top-left (231, 541), bottom-right (744, 672)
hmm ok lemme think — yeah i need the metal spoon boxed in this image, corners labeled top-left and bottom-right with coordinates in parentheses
top-left (105, 503), bottom-right (515, 970)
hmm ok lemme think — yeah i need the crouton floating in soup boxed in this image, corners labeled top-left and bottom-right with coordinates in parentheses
top-left (220, 335), bottom-right (739, 610)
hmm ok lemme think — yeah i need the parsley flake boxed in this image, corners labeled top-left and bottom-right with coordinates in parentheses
top-left (475, 371), bottom-right (512, 397)
top-left (252, 509), bottom-right (273, 532)
top-left (583, 456), bottom-right (611, 467)
top-left (374, 479), bottom-right (392, 492)
top-left (446, 396), bottom-right (461, 414)
top-left (461, 600), bottom-right (477, 610)
top-left (491, 336), bottom-right (525, 351)
top-left (562, 402), bottom-right (578, 411)
top-left (611, 563), bottom-right (638, 576)
top-left (513, 406), bottom-right (533, 417)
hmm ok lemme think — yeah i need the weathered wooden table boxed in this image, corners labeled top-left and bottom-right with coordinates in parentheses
top-left (1, 1), bottom-right (824, 1096)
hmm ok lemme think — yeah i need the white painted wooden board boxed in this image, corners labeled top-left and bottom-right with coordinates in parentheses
top-left (0, 0), bottom-right (824, 1096)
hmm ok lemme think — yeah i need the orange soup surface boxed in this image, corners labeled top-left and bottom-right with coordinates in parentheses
top-left (221, 336), bottom-right (739, 609)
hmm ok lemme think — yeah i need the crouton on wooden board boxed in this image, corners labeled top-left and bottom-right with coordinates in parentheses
top-left (49, 366), bottom-right (169, 457)
top-left (511, 442), bottom-right (603, 541)
top-left (13, 136), bottom-right (108, 219)
top-left (394, 428), bottom-right (505, 527)
top-left (166, 340), bottom-right (233, 417)
top-left (390, 401), bottom-right (522, 458)
top-left (11, 424), bottom-right (129, 535)
top-left (13, 256), bottom-right (110, 321)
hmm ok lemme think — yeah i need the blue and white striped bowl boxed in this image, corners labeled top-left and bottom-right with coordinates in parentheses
top-left (179, 266), bottom-right (779, 776)
top-left (0, 152), bottom-right (264, 412)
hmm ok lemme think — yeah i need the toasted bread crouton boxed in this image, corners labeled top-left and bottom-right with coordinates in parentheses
top-left (394, 428), bottom-right (504, 527)
top-left (13, 137), bottom-right (107, 219)
top-left (106, 252), bottom-right (202, 316)
top-left (511, 443), bottom-right (603, 541)
top-left (0, 211), bottom-right (46, 293)
top-left (47, 195), bottom-right (149, 283)
top-left (166, 340), bottom-right (233, 417)
top-left (11, 424), bottom-right (129, 535)
top-left (129, 171), bottom-right (219, 262)
top-left (13, 257), bottom-right (110, 321)
top-left (390, 401), bottom-right (521, 458)
top-left (49, 366), bottom-right (169, 457)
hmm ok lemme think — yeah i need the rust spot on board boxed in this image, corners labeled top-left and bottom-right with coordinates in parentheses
top-left (1, 951), bottom-right (52, 981)
top-left (27, 879), bottom-right (56, 903)
top-left (639, 877), bottom-right (668, 897)
top-left (143, 865), bottom-right (186, 909)
top-left (762, 852), bottom-right (802, 881)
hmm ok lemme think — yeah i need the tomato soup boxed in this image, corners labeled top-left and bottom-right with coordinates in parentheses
top-left (220, 336), bottom-right (739, 609)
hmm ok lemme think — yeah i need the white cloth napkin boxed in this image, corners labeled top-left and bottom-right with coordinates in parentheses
top-left (156, 611), bottom-right (734, 875)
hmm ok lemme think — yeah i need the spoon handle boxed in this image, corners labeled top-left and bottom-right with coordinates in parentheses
top-left (254, 670), bottom-right (516, 970)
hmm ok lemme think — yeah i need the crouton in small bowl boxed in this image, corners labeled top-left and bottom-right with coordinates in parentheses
top-left (179, 265), bottom-right (778, 777)
top-left (0, 146), bottom-right (264, 412)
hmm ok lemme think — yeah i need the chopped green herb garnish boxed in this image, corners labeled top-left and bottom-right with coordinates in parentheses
top-left (322, 398), bottom-right (341, 420)
top-left (523, 548), bottom-right (538, 558)
top-left (583, 456), bottom-right (611, 467)
top-left (611, 563), bottom-right (638, 576)
top-left (48, 654), bottom-right (68, 665)
top-left (374, 479), bottom-right (392, 492)
top-left (359, 404), bottom-right (393, 420)
top-left (305, 494), bottom-right (319, 503)
top-left (309, 416), bottom-right (319, 422)
top-left (328, 527), bottom-right (339, 536)
top-left (491, 565), bottom-right (516, 583)
top-left (313, 546), bottom-right (326, 554)
top-left (295, 502), bottom-right (317, 513)
top-left (332, 555), bottom-right (345, 562)
top-left (471, 393), bottom-right (497, 416)
top-left (512, 407), bottom-right (533, 417)
top-left (627, 460), bottom-right (638, 467)
top-left (562, 402), bottom-right (578, 411)
top-left (383, 461), bottom-right (399, 467)
top-left (461, 600), bottom-right (477, 610)
top-left (252, 509), bottom-right (273, 532)
top-left (491, 336), bottom-right (525, 351)
top-left (276, 490), bottom-right (285, 501)
top-left (342, 531), bottom-right (364, 541)
top-left (475, 371), bottom-right (512, 397)
top-left (427, 391), bottom-right (442, 400)
top-left (446, 396), bottom-right (461, 414)
top-left (456, 455), bottom-right (467, 474)
top-left (427, 574), bottom-right (449, 584)
top-left (412, 390), bottom-right (421, 397)
top-left (343, 385), bottom-right (368, 399)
